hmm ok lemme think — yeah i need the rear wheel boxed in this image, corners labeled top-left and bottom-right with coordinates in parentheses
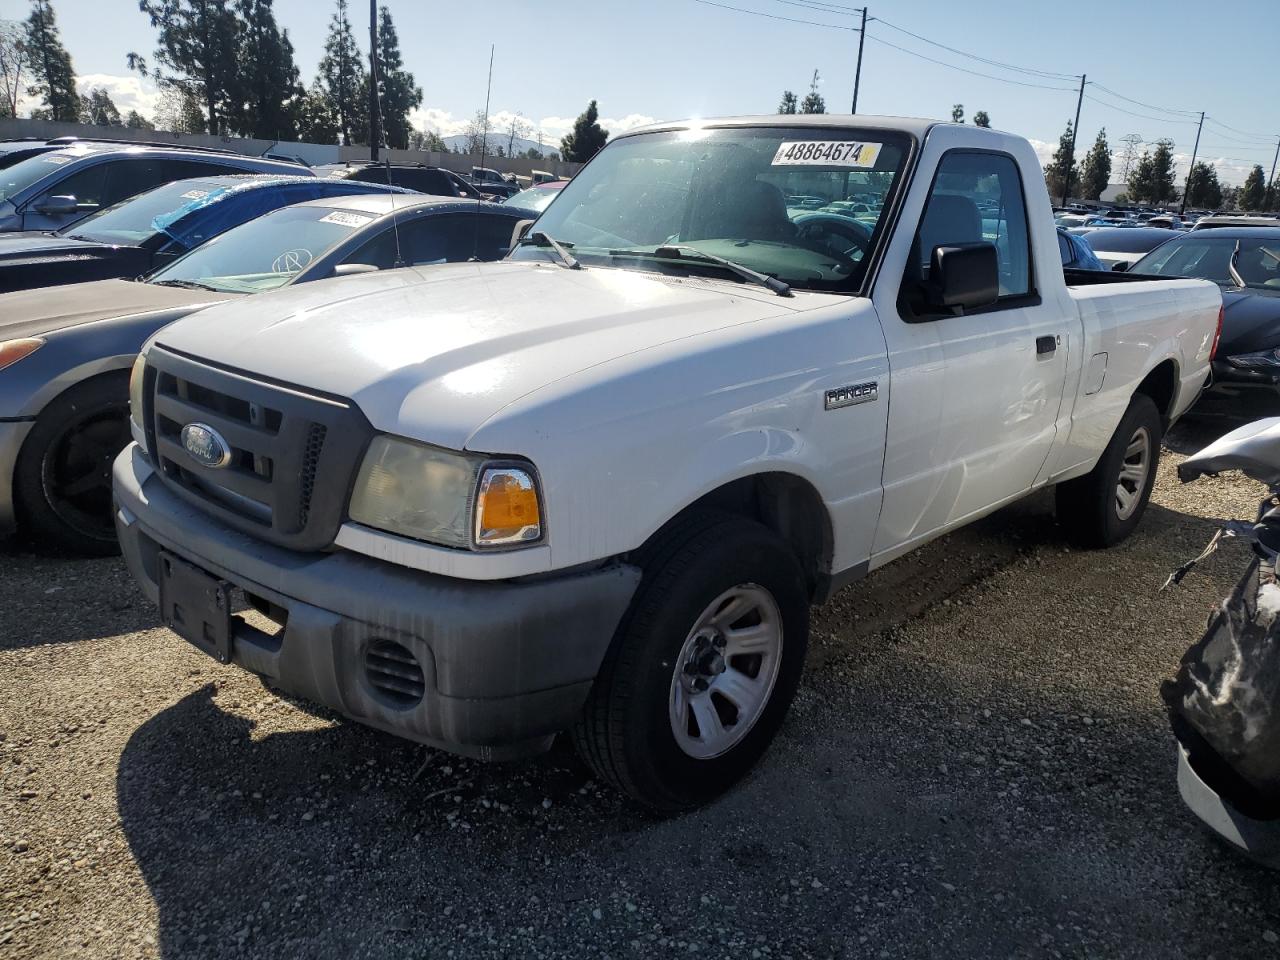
top-left (573, 514), bottom-right (809, 813)
top-left (14, 373), bottom-right (131, 557)
top-left (1056, 393), bottom-right (1162, 548)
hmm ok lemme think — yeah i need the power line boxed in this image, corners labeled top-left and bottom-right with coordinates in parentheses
top-left (769, 0), bottom-right (862, 15)
top-left (1086, 82), bottom-right (1200, 119)
top-left (1204, 116), bottom-right (1276, 141)
top-left (863, 32), bottom-right (1077, 92)
top-left (690, 0), bottom-right (857, 29)
top-left (1082, 93), bottom-right (1200, 126)
top-left (871, 15), bottom-right (1077, 81)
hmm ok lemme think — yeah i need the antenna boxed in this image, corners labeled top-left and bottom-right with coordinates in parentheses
top-left (472, 44), bottom-right (495, 262)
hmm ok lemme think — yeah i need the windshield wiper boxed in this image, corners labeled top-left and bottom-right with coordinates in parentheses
top-left (518, 231), bottom-right (580, 270)
top-left (150, 279), bottom-right (218, 292)
top-left (609, 245), bottom-right (792, 297)
top-left (1229, 240), bottom-right (1247, 289)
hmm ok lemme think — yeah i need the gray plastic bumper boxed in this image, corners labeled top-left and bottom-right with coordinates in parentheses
top-left (1177, 745), bottom-right (1280, 867)
top-left (113, 444), bottom-right (641, 759)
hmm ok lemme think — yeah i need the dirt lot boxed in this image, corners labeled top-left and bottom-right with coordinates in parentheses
top-left (3, 419), bottom-right (1280, 960)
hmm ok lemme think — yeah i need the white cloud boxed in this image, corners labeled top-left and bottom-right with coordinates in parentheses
top-left (407, 105), bottom-right (656, 145)
top-left (75, 74), bottom-right (162, 118)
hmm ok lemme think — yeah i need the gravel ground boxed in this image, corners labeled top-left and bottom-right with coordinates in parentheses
top-left (4, 417), bottom-right (1280, 960)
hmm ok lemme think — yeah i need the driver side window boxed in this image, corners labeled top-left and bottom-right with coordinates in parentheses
top-left (912, 151), bottom-right (1031, 298)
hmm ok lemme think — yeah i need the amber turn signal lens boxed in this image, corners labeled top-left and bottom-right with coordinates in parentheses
top-left (475, 468), bottom-right (542, 546)
top-left (0, 338), bottom-right (44, 371)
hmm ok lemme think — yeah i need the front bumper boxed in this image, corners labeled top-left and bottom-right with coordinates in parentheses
top-left (1177, 745), bottom-right (1280, 868)
top-left (113, 444), bottom-right (641, 759)
top-left (1208, 359), bottom-right (1280, 394)
top-left (0, 419), bottom-right (36, 536)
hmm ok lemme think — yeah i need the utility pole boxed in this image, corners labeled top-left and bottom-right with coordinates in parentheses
top-left (851, 7), bottom-right (867, 114)
top-left (1061, 73), bottom-right (1085, 207)
top-left (1269, 135), bottom-right (1280, 211)
top-left (368, 0), bottom-right (380, 161)
top-left (1179, 111), bottom-right (1204, 215)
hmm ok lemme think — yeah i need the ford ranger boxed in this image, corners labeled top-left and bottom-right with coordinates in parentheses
top-left (112, 116), bottom-right (1222, 811)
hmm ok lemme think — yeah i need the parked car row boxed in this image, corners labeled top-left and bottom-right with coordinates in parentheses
top-left (0, 138), bottom-right (536, 554)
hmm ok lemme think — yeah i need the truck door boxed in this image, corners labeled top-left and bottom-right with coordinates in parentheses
top-left (872, 149), bottom-right (1069, 559)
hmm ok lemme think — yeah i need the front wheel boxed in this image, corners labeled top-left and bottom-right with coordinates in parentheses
top-left (572, 514), bottom-right (809, 813)
top-left (1056, 393), bottom-right (1162, 548)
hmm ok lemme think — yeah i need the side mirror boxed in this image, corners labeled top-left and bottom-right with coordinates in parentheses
top-left (332, 263), bottom-right (380, 277)
top-left (923, 242), bottom-right (1000, 312)
top-left (1111, 261), bottom-right (1129, 273)
top-left (35, 195), bottom-right (79, 216)
top-left (511, 219), bottom-right (535, 250)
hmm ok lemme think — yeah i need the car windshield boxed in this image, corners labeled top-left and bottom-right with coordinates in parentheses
top-left (510, 126), bottom-right (911, 292)
top-left (1132, 234), bottom-right (1280, 290)
top-left (147, 204), bottom-right (375, 293)
top-left (505, 185), bottom-right (561, 214)
top-left (0, 150), bottom-right (82, 202)
top-left (61, 178), bottom-right (229, 245)
top-left (1083, 229), bottom-right (1175, 254)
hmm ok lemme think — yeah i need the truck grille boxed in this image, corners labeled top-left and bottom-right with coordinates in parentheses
top-left (145, 347), bottom-right (371, 551)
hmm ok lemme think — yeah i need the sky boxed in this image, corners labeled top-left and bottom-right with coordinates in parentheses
top-left (14, 0), bottom-right (1279, 185)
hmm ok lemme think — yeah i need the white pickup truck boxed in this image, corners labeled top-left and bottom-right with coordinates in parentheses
top-left (114, 116), bottom-right (1222, 811)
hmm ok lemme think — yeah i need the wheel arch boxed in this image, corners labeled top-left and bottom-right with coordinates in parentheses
top-left (1133, 357), bottom-right (1179, 427)
top-left (633, 471), bottom-right (835, 603)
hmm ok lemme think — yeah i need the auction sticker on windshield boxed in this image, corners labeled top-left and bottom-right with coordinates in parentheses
top-left (772, 141), bottom-right (882, 167)
top-left (319, 210), bottom-right (374, 227)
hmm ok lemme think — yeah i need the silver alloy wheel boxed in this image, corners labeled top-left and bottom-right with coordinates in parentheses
top-left (668, 583), bottom-right (784, 760)
top-left (1115, 425), bottom-right (1152, 521)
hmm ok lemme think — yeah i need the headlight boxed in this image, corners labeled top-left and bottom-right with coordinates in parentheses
top-left (128, 352), bottom-right (147, 429)
top-left (1226, 348), bottom-right (1280, 369)
top-left (348, 436), bottom-right (543, 549)
top-left (0, 338), bottom-right (43, 371)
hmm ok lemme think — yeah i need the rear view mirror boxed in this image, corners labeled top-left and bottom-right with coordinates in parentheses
top-left (1111, 261), bottom-right (1130, 273)
top-left (332, 263), bottom-right (380, 277)
top-left (35, 195), bottom-right (79, 216)
top-left (924, 242), bottom-right (1000, 312)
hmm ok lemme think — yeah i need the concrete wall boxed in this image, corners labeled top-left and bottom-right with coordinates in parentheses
top-left (0, 118), bottom-right (581, 179)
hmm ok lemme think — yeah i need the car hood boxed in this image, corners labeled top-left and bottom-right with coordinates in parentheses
top-left (0, 279), bottom-right (235, 342)
top-left (0, 230), bottom-right (109, 261)
top-left (1218, 288), bottom-right (1280, 356)
top-left (153, 261), bottom-right (806, 450)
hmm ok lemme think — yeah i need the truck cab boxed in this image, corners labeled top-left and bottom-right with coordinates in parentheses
top-left (113, 116), bottom-right (1220, 811)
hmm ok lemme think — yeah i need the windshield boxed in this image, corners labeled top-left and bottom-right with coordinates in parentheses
top-left (64, 178), bottom-right (229, 245)
top-left (510, 126), bottom-right (911, 292)
top-left (1132, 235), bottom-right (1280, 290)
top-left (147, 204), bottom-right (373, 293)
top-left (1082, 229), bottom-right (1176, 254)
top-left (505, 185), bottom-right (561, 214)
top-left (0, 150), bottom-right (81, 202)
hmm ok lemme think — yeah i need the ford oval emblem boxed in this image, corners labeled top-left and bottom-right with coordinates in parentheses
top-left (180, 422), bottom-right (232, 469)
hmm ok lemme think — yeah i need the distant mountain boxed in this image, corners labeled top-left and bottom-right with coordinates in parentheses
top-left (441, 134), bottom-right (558, 158)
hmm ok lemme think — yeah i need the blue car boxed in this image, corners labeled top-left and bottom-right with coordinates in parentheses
top-left (0, 174), bottom-right (414, 294)
top-left (1058, 227), bottom-right (1105, 271)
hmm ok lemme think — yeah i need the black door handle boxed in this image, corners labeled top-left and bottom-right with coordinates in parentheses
top-left (1036, 335), bottom-right (1058, 356)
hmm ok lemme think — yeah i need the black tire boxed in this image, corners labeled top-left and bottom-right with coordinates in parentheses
top-left (572, 513), bottom-right (809, 813)
top-left (1056, 393), bottom-right (1162, 548)
top-left (14, 372), bottom-right (131, 557)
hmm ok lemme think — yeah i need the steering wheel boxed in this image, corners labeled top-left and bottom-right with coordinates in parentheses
top-left (793, 216), bottom-right (872, 268)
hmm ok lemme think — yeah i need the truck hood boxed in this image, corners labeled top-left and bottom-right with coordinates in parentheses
top-left (0, 232), bottom-right (152, 294)
top-left (0, 278), bottom-right (235, 342)
top-left (153, 261), bottom-right (805, 450)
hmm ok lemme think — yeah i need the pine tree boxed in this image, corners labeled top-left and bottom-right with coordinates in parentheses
top-left (1042, 120), bottom-right (1078, 201)
top-left (125, 109), bottom-right (154, 130)
top-left (951, 104), bottom-right (964, 123)
top-left (1078, 128), bottom-right (1111, 201)
top-left (800, 90), bottom-right (825, 114)
top-left (1127, 150), bottom-right (1155, 202)
top-left (0, 21), bottom-right (27, 120)
top-left (153, 85), bottom-right (207, 133)
top-left (1148, 140), bottom-right (1177, 203)
top-left (232, 0), bottom-right (302, 140)
top-left (373, 6), bottom-right (421, 150)
top-left (296, 80), bottom-right (337, 144)
top-left (1267, 174), bottom-right (1280, 213)
top-left (24, 0), bottom-right (79, 122)
top-left (777, 90), bottom-right (797, 114)
top-left (80, 87), bottom-right (122, 126)
top-left (1184, 162), bottom-right (1222, 209)
top-left (973, 110), bottom-right (990, 128)
top-left (316, 0), bottom-right (367, 145)
top-left (560, 100), bottom-right (608, 163)
top-left (1240, 165), bottom-right (1266, 211)
top-left (132, 0), bottom-right (240, 135)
